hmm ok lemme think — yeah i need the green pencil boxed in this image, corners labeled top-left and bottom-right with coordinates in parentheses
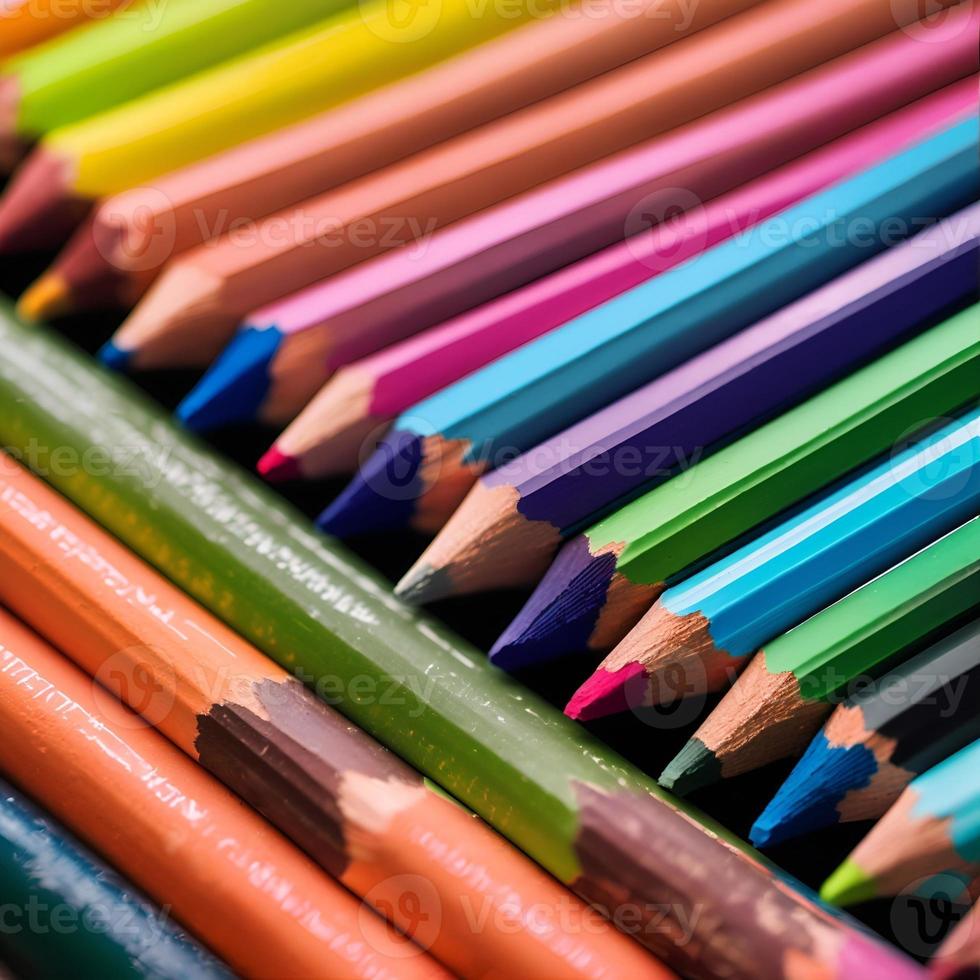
top-left (0, 0), bottom-right (350, 165)
top-left (661, 519), bottom-right (980, 795)
top-left (821, 737), bottom-right (980, 906)
top-left (0, 301), bottom-right (925, 980)
top-left (493, 304), bottom-right (980, 666)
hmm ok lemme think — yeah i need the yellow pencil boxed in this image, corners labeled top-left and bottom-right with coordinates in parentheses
top-left (0, 0), bottom-right (565, 251)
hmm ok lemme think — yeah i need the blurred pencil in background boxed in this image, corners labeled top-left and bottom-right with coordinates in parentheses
top-left (0, 0), bottom-right (129, 60)
top-left (0, 0), bottom-right (562, 251)
top-left (0, 0), bottom-right (354, 168)
top-left (20, 0), bottom-right (762, 319)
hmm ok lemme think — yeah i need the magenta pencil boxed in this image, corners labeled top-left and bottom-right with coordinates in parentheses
top-left (174, 32), bottom-right (978, 435)
top-left (261, 79), bottom-right (978, 480)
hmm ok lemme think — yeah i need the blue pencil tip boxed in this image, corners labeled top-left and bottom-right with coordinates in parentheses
top-left (489, 536), bottom-right (618, 669)
top-left (98, 340), bottom-right (132, 373)
top-left (317, 429), bottom-right (424, 538)
top-left (750, 730), bottom-right (879, 848)
top-left (175, 326), bottom-right (281, 432)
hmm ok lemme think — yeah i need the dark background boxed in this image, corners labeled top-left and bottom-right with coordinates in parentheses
top-left (1, 244), bottom-right (971, 968)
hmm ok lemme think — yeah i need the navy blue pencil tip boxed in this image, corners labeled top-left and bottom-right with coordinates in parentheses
top-left (491, 535), bottom-right (618, 668)
top-left (176, 326), bottom-right (281, 432)
top-left (98, 340), bottom-right (132, 373)
top-left (317, 430), bottom-right (425, 538)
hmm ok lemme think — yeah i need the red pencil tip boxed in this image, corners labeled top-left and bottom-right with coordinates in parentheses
top-left (258, 446), bottom-right (301, 483)
top-left (565, 661), bottom-right (647, 722)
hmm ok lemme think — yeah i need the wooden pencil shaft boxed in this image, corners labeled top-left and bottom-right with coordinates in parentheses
top-left (0, 777), bottom-right (232, 979)
top-left (0, 303), bottom-right (921, 978)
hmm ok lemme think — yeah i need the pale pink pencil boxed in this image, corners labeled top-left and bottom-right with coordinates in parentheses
top-left (176, 21), bottom-right (979, 440)
top-left (261, 78), bottom-right (977, 480)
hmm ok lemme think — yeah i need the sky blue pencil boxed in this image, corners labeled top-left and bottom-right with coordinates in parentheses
top-left (318, 117), bottom-right (980, 540)
top-left (566, 407), bottom-right (980, 720)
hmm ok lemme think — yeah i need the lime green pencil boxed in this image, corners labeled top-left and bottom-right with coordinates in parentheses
top-left (662, 518), bottom-right (980, 795)
top-left (0, 0), bottom-right (352, 166)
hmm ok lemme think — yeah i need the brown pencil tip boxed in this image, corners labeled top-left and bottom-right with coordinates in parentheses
top-left (17, 273), bottom-right (72, 322)
top-left (0, 148), bottom-right (88, 253)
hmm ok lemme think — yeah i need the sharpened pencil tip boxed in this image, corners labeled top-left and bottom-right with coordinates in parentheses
top-left (565, 662), bottom-right (647, 721)
top-left (258, 446), bottom-right (302, 483)
top-left (176, 326), bottom-right (281, 432)
top-left (747, 816), bottom-right (784, 849)
top-left (659, 739), bottom-right (720, 796)
top-left (98, 340), bottom-right (132, 374)
top-left (395, 562), bottom-right (452, 605)
top-left (820, 859), bottom-right (877, 906)
top-left (317, 431), bottom-right (424, 538)
top-left (17, 274), bottom-right (71, 322)
top-left (489, 536), bottom-right (620, 670)
top-left (748, 730), bottom-right (876, 848)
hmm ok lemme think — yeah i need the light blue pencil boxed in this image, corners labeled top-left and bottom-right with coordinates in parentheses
top-left (567, 406), bottom-right (980, 721)
top-left (318, 117), bottom-right (980, 540)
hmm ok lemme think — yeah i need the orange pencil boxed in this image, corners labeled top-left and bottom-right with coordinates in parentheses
top-left (0, 603), bottom-right (447, 980)
top-left (101, 0), bottom-right (924, 372)
top-left (0, 454), bottom-right (665, 980)
top-left (0, 0), bottom-right (129, 59)
top-left (20, 0), bottom-right (761, 320)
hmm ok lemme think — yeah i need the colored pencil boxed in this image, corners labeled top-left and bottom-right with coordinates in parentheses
top-left (0, 454), bottom-right (663, 979)
top-left (265, 80), bottom-right (978, 482)
top-left (0, 608), bottom-right (447, 979)
top-left (932, 899), bottom-right (980, 980)
top-left (822, 737), bottom-right (980, 906)
top-left (20, 0), bottom-right (763, 321)
top-left (752, 620), bottom-right (980, 848)
top-left (0, 306), bottom-right (927, 980)
top-left (490, 304), bottom-right (980, 668)
top-left (323, 118), bottom-right (980, 543)
top-left (661, 518), bottom-right (980, 796)
top-left (0, 0), bottom-right (353, 168)
top-left (574, 385), bottom-right (980, 705)
top-left (0, 777), bottom-right (232, 979)
top-left (408, 198), bottom-right (980, 610)
top-left (263, 82), bottom-right (976, 481)
top-left (569, 406), bottom-right (980, 717)
top-left (0, 0), bottom-right (129, 60)
top-left (0, 0), bottom-right (553, 253)
top-left (178, 41), bottom-right (977, 435)
top-left (97, 0), bottom-right (931, 373)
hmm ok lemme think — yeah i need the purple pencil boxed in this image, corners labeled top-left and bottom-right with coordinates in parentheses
top-left (396, 204), bottom-right (980, 628)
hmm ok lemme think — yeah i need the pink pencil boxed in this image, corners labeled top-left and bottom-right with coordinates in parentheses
top-left (175, 23), bottom-right (979, 436)
top-left (262, 78), bottom-right (977, 480)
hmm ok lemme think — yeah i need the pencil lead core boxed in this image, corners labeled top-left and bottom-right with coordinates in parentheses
top-left (820, 859), bottom-right (877, 907)
top-left (17, 274), bottom-right (71, 323)
top-left (659, 738), bottom-right (720, 796)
